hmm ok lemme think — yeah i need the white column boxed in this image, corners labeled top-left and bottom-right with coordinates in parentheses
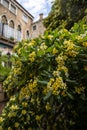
top-left (9, 2), bottom-right (11, 11)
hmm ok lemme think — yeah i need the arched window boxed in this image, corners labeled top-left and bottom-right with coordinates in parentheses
top-left (9, 20), bottom-right (14, 28)
top-left (17, 25), bottom-right (21, 31)
top-left (1, 15), bottom-right (8, 36)
top-left (8, 20), bottom-right (15, 39)
top-left (17, 25), bottom-right (21, 41)
top-left (26, 30), bottom-right (29, 39)
top-left (1, 15), bottom-right (7, 24)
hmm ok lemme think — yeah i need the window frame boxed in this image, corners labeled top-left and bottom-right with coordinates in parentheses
top-left (10, 4), bottom-right (17, 15)
top-left (22, 14), bottom-right (28, 23)
top-left (33, 25), bottom-right (36, 30)
top-left (2, 0), bottom-right (9, 8)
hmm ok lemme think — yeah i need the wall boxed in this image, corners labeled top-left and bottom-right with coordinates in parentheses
top-left (31, 14), bottom-right (46, 38)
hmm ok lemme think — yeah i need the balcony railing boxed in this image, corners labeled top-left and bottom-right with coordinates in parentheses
top-left (0, 22), bottom-right (22, 42)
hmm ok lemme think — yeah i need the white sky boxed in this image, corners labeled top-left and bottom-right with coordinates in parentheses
top-left (17, 0), bottom-right (54, 21)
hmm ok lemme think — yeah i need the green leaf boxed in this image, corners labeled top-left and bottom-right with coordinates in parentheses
top-left (46, 46), bottom-right (54, 53)
top-left (71, 61), bottom-right (78, 70)
top-left (37, 50), bottom-right (45, 56)
top-left (37, 80), bottom-right (48, 85)
top-left (49, 96), bottom-right (54, 106)
top-left (66, 92), bottom-right (74, 100)
top-left (43, 90), bottom-right (52, 101)
top-left (66, 79), bottom-right (78, 85)
top-left (80, 59), bottom-right (87, 64)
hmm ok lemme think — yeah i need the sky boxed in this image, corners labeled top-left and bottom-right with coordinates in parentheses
top-left (17, 0), bottom-right (54, 21)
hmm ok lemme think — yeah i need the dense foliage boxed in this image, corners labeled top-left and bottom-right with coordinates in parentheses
top-left (0, 20), bottom-right (87, 130)
top-left (44, 0), bottom-right (87, 30)
top-left (0, 53), bottom-right (13, 82)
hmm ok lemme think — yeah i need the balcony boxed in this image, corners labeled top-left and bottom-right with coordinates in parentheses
top-left (0, 22), bottom-right (22, 47)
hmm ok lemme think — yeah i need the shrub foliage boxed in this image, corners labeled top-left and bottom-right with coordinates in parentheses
top-left (44, 0), bottom-right (87, 30)
top-left (0, 21), bottom-right (87, 130)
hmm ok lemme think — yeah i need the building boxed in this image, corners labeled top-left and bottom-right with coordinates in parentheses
top-left (0, 0), bottom-right (46, 54)
top-left (0, 0), bottom-right (34, 54)
top-left (31, 13), bottom-right (46, 39)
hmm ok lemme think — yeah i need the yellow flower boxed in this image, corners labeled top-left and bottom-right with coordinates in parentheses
top-left (63, 29), bottom-right (68, 32)
top-left (49, 78), bottom-right (54, 84)
top-left (77, 36), bottom-right (83, 40)
top-left (55, 55), bottom-right (65, 65)
top-left (64, 40), bottom-right (78, 57)
top-left (8, 112), bottom-right (16, 118)
top-left (28, 128), bottom-right (32, 130)
top-left (22, 102), bottom-right (28, 107)
top-left (53, 70), bottom-right (60, 77)
top-left (52, 48), bottom-right (58, 54)
top-left (52, 77), bottom-right (66, 95)
top-left (30, 98), bottom-right (35, 103)
top-left (84, 66), bottom-right (87, 71)
top-left (61, 91), bottom-right (67, 97)
top-left (36, 115), bottom-right (42, 121)
top-left (28, 42), bottom-right (34, 46)
top-left (28, 79), bottom-right (38, 94)
top-left (29, 51), bottom-right (36, 62)
top-left (15, 122), bottom-right (19, 128)
top-left (75, 87), bottom-right (84, 94)
top-left (10, 105), bottom-right (19, 110)
top-left (8, 127), bottom-right (12, 130)
top-left (27, 115), bottom-right (30, 121)
top-left (57, 66), bottom-right (69, 77)
top-left (82, 42), bottom-right (87, 47)
top-left (40, 42), bottom-right (47, 50)
top-left (18, 48), bottom-right (21, 54)
top-left (0, 117), bottom-right (4, 123)
top-left (67, 50), bottom-right (78, 57)
top-left (2, 113), bottom-right (6, 117)
top-left (10, 96), bottom-right (16, 101)
top-left (46, 102), bottom-right (51, 111)
top-left (0, 126), bottom-right (3, 130)
top-left (7, 75), bottom-right (12, 80)
top-left (48, 35), bottom-right (53, 39)
top-left (22, 110), bottom-right (27, 115)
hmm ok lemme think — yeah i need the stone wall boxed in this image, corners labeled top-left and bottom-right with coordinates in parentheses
top-left (31, 14), bottom-right (46, 38)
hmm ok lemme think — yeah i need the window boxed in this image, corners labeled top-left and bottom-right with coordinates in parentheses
top-left (10, 4), bottom-right (16, 14)
top-left (1, 15), bottom-right (7, 24)
top-left (26, 30), bottom-right (29, 39)
top-left (17, 25), bottom-right (21, 31)
top-left (9, 20), bottom-right (14, 28)
top-left (8, 20), bottom-right (15, 40)
top-left (3, 0), bottom-right (9, 8)
top-left (33, 25), bottom-right (36, 30)
top-left (1, 15), bottom-right (8, 37)
top-left (23, 14), bottom-right (28, 23)
top-left (17, 25), bottom-right (21, 41)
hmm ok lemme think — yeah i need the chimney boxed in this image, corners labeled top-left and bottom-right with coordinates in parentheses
top-left (39, 13), bottom-right (43, 20)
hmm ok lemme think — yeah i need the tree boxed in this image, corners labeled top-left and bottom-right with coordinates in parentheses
top-left (44, 0), bottom-right (87, 30)
top-left (0, 1), bottom-right (87, 129)
top-left (0, 20), bottom-right (87, 129)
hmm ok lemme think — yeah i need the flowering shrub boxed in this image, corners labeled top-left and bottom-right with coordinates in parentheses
top-left (0, 53), bottom-right (14, 82)
top-left (0, 21), bottom-right (87, 130)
